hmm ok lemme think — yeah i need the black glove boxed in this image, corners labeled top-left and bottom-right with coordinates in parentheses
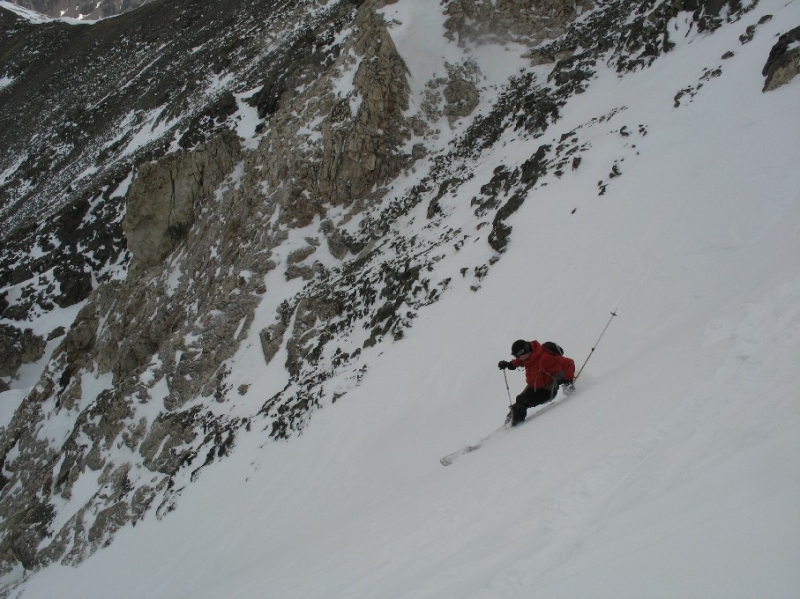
top-left (498, 360), bottom-right (513, 370)
top-left (561, 381), bottom-right (576, 395)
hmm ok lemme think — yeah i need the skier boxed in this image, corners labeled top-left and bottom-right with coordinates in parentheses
top-left (498, 340), bottom-right (576, 426)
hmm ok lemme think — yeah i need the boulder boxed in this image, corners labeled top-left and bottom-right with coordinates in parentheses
top-left (763, 25), bottom-right (800, 92)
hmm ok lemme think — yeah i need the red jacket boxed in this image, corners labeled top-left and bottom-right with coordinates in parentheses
top-left (511, 340), bottom-right (575, 391)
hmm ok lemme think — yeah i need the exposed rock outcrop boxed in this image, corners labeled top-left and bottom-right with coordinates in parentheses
top-left (0, 324), bottom-right (45, 378)
top-left (123, 132), bottom-right (242, 272)
top-left (763, 25), bottom-right (800, 92)
top-left (443, 0), bottom-right (587, 46)
top-left (249, 0), bottom-right (413, 230)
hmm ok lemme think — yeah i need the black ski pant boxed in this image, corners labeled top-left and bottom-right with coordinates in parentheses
top-left (509, 383), bottom-right (558, 425)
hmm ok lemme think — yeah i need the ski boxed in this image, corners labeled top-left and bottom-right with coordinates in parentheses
top-left (439, 424), bottom-right (509, 466)
top-left (439, 387), bottom-right (577, 466)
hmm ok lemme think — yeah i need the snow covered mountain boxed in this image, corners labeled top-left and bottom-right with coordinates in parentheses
top-left (1, 0), bottom-right (799, 596)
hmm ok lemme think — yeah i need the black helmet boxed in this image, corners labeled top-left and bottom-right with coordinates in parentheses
top-left (511, 340), bottom-right (531, 357)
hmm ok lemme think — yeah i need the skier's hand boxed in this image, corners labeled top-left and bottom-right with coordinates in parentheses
top-left (561, 381), bottom-right (576, 395)
top-left (498, 360), bottom-right (512, 370)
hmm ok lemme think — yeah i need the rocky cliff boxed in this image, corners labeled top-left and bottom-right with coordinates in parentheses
top-left (0, 0), bottom-right (796, 587)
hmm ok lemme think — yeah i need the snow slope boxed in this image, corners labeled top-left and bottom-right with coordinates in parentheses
top-left (7, 0), bottom-right (800, 597)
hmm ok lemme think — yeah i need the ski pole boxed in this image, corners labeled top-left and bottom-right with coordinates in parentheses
top-left (503, 370), bottom-right (513, 406)
top-left (575, 310), bottom-right (618, 381)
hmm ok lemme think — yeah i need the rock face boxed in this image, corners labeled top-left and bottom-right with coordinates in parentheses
top-left (124, 132), bottom-right (242, 272)
top-left (443, 0), bottom-right (587, 46)
top-left (763, 25), bottom-right (800, 92)
top-left (248, 0), bottom-right (413, 230)
top-left (0, 0), bottom-right (420, 577)
top-left (0, 0), bottom-right (773, 586)
top-left (318, 3), bottom-right (412, 208)
top-left (0, 324), bottom-right (45, 378)
top-left (0, 0), bottom-right (350, 239)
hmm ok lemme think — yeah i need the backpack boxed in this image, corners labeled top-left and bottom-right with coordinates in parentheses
top-left (542, 341), bottom-right (564, 356)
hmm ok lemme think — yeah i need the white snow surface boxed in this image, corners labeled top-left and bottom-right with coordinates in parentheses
top-left (5, 0), bottom-right (800, 597)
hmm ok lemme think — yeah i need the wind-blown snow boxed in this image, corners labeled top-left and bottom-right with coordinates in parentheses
top-left (5, 0), bottom-right (800, 597)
